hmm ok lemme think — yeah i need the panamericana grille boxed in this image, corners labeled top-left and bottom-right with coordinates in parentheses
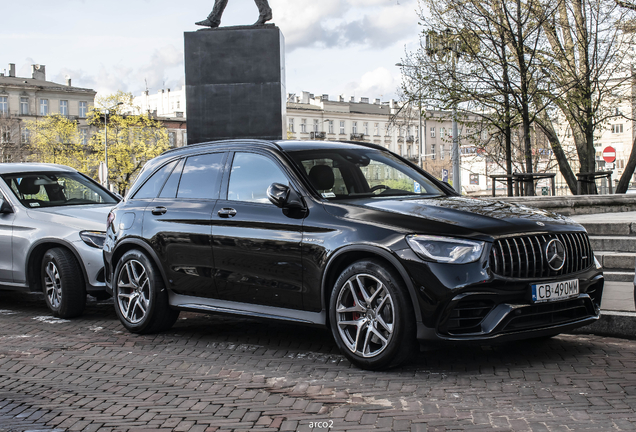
top-left (489, 232), bottom-right (593, 279)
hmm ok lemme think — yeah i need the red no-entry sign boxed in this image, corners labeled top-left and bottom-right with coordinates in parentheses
top-left (603, 146), bottom-right (616, 163)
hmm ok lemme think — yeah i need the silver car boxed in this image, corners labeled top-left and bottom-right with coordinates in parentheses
top-left (0, 163), bottom-right (120, 318)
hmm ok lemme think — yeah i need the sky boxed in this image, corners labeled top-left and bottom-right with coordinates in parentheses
top-left (2, 0), bottom-right (422, 104)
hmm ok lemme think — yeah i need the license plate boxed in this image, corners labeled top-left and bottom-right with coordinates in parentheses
top-left (531, 279), bottom-right (579, 303)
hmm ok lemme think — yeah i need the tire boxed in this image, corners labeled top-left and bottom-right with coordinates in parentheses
top-left (329, 259), bottom-right (417, 370)
top-left (42, 247), bottom-right (86, 319)
top-left (113, 249), bottom-right (179, 334)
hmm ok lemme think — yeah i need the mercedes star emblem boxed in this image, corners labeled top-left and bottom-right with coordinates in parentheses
top-left (545, 239), bottom-right (566, 271)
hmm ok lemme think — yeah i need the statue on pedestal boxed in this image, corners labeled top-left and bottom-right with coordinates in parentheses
top-left (196, 0), bottom-right (273, 28)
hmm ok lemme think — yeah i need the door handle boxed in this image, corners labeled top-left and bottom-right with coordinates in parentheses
top-left (151, 206), bottom-right (168, 216)
top-left (218, 207), bottom-right (237, 218)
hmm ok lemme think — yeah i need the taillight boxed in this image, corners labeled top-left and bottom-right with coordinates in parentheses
top-left (107, 211), bottom-right (115, 231)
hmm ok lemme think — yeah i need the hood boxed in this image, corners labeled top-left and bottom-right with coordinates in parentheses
top-left (27, 204), bottom-right (113, 232)
top-left (326, 196), bottom-right (581, 240)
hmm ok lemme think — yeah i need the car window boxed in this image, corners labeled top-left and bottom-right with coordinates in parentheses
top-left (133, 160), bottom-right (178, 200)
top-left (228, 153), bottom-right (288, 204)
top-left (2, 172), bottom-right (118, 208)
top-left (159, 159), bottom-right (185, 198)
top-left (288, 148), bottom-right (445, 200)
top-left (177, 153), bottom-right (224, 200)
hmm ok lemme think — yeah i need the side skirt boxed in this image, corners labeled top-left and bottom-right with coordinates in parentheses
top-left (169, 292), bottom-right (327, 326)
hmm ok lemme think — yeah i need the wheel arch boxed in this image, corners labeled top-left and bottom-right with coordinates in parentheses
top-left (26, 239), bottom-right (87, 293)
top-left (321, 245), bottom-right (423, 324)
top-left (110, 238), bottom-right (170, 289)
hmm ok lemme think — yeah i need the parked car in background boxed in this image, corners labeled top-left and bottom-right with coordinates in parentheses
top-left (104, 140), bottom-right (604, 370)
top-left (0, 164), bottom-right (120, 318)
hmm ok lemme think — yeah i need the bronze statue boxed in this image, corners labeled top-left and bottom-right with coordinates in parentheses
top-left (196, 0), bottom-right (272, 28)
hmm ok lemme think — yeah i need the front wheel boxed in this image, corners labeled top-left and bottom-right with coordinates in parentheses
top-left (113, 250), bottom-right (179, 334)
top-left (329, 259), bottom-right (417, 370)
top-left (42, 248), bottom-right (86, 318)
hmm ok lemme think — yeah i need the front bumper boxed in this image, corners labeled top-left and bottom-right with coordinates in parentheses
top-left (399, 248), bottom-right (604, 342)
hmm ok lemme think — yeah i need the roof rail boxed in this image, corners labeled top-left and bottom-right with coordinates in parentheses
top-left (161, 138), bottom-right (281, 156)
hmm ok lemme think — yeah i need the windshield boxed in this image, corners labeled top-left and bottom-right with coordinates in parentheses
top-left (2, 171), bottom-right (119, 208)
top-left (288, 148), bottom-right (446, 200)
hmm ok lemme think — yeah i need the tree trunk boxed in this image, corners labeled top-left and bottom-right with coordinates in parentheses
top-left (536, 114), bottom-right (578, 194)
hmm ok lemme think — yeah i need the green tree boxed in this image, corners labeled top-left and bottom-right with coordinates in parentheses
top-left (25, 114), bottom-right (86, 169)
top-left (88, 91), bottom-right (170, 195)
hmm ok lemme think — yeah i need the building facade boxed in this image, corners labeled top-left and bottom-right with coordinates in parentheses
top-left (0, 63), bottom-right (96, 162)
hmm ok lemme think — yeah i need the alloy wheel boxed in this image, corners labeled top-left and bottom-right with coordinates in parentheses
top-left (44, 261), bottom-right (62, 309)
top-left (336, 273), bottom-right (395, 358)
top-left (117, 259), bottom-right (150, 324)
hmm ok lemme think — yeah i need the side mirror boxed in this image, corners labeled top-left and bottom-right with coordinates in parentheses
top-left (267, 183), bottom-right (305, 209)
top-left (0, 197), bottom-right (13, 214)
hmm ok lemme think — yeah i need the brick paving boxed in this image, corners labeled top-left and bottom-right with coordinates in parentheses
top-left (0, 291), bottom-right (635, 432)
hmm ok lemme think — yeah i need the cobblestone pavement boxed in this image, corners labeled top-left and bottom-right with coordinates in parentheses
top-left (1, 292), bottom-right (636, 432)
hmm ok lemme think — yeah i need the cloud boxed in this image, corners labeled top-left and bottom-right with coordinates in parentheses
top-left (272, 0), bottom-right (419, 51)
top-left (343, 67), bottom-right (400, 100)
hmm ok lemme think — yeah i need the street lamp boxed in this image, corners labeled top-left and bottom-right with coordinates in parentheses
top-left (395, 63), bottom-right (424, 171)
top-left (103, 102), bottom-right (123, 189)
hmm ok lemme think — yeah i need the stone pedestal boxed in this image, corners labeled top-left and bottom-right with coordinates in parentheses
top-left (184, 25), bottom-right (286, 144)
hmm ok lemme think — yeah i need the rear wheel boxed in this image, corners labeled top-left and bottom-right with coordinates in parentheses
top-left (42, 248), bottom-right (86, 319)
top-left (113, 249), bottom-right (179, 333)
top-left (329, 259), bottom-right (417, 370)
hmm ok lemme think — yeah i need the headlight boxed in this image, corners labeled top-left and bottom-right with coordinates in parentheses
top-left (406, 235), bottom-right (485, 264)
top-left (80, 231), bottom-right (106, 249)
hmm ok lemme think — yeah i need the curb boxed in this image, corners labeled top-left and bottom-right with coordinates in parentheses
top-left (568, 310), bottom-right (636, 339)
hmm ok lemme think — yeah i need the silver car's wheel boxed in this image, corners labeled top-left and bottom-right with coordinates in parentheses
top-left (44, 261), bottom-right (62, 309)
top-left (116, 259), bottom-right (150, 325)
top-left (336, 274), bottom-right (395, 358)
top-left (113, 250), bottom-right (179, 334)
top-left (41, 248), bottom-right (86, 319)
top-left (329, 259), bottom-right (417, 370)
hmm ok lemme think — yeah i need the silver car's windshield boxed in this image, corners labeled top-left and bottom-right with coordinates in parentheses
top-left (2, 171), bottom-right (118, 208)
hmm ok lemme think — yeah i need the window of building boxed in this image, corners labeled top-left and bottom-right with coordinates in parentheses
top-left (21, 128), bottom-right (29, 145)
top-left (0, 97), bottom-right (7, 115)
top-left (60, 100), bottom-right (68, 116)
top-left (228, 153), bottom-right (287, 204)
top-left (80, 128), bottom-right (88, 145)
top-left (300, 119), bottom-right (307, 133)
top-left (431, 144), bottom-right (436, 160)
top-left (1, 126), bottom-right (10, 143)
top-left (313, 119), bottom-right (319, 133)
top-left (340, 121), bottom-right (345, 135)
top-left (441, 144), bottom-right (445, 160)
top-left (612, 124), bottom-right (624, 134)
top-left (352, 122), bottom-right (358, 134)
top-left (440, 128), bottom-right (445, 139)
top-left (40, 99), bottom-right (48, 116)
top-left (374, 123), bottom-right (379, 136)
top-left (79, 101), bottom-right (88, 118)
top-left (288, 118), bottom-right (295, 133)
top-left (169, 132), bottom-right (176, 147)
top-left (430, 127), bottom-right (435, 138)
top-left (615, 107), bottom-right (621, 116)
top-left (328, 120), bottom-right (334, 134)
top-left (364, 122), bottom-right (369, 136)
top-left (20, 97), bottom-right (29, 115)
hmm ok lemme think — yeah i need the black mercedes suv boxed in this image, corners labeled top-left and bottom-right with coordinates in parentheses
top-left (103, 140), bottom-right (603, 369)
